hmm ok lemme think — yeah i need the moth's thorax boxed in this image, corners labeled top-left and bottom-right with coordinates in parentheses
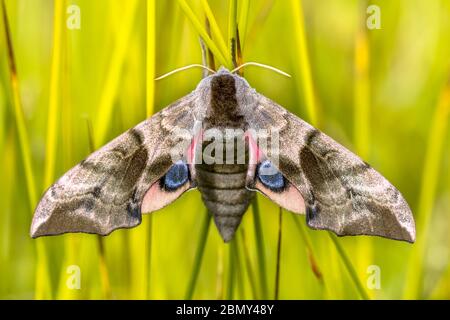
top-left (198, 68), bottom-right (254, 131)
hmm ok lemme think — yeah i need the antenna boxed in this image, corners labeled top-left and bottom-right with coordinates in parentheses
top-left (231, 62), bottom-right (291, 78)
top-left (155, 64), bottom-right (216, 81)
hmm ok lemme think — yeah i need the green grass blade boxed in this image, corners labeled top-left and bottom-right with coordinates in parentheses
top-left (353, 15), bottom-right (373, 295)
top-left (58, 12), bottom-right (80, 300)
top-left (239, 228), bottom-right (259, 299)
top-left (96, 236), bottom-right (112, 299)
top-left (215, 244), bottom-right (225, 299)
top-left (290, 0), bottom-right (318, 125)
top-left (1, 0), bottom-right (37, 210)
top-left (43, 0), bottom-right (64, 189)
top-left (238, 0), bottom-right (250, 51)
top-left (0, 133), bottom-right (14, 295)
top-left (144, 0), bottom-right (156, 299)
top-left (232, 241), bottom-right (245, 299)
top-left (185, 211), bottom-right (211, 299)
top-left (274, 207), bottom-right (283, 300)
top-left (429, 263), bottom-right (450, 299)
top-left (147, 0), bottom-right (156, 118)
top-left (1, 0), bottom-right (51, 299)
top-left (200, 0), bottom-right (228, 61)
top-left (177, 0), bottom-right (229, 68)
top-left (245, 0), bottom-right (275, 49)
top-left (289, 0), bottom-right (369, 300)
top-left (226, 240), bottom-right (236, 299)
top-left (292, 215), bottom-right (324, 283)
top-left (94, 0), bottom-right (139, 147)
top-left (251, 197), bottom-right (268, 299)
top-left (87, 118), bottom-right (112, 299)
top-left (328, 233), bottom-right (370, 300)
top-left (353, 28), bottom-right (371, 159)
top-left (404, 79), bottom-right (450, 299)
top-left (227, 0), bottom-right (237, 67)
top-left (124, 2), bottom-right (153, 298)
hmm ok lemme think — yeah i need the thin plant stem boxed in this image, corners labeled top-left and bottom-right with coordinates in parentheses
top-left (251, 197), bottom-right (268, 299)
top-left (290, 0), bottom-right (368, 300)
top-left (199, 19), bottom-right (215, 77)
top-left (0, 134), bottom-right (15, 294)
top-left (85, 118), bottom-right (112, 299)
top-left (353, 5), bottom-right (373, 295)
top-left (328, 233), bottom-right (370, 300)
top-left (226, 239), bottom-right (236, 299)
top-left (185, 211), bottom-right (211, 299)
top-left (56, 0), bottom-right (83, 299)
top-left (147, 0), bottom-right (156, 118)
top-left (86, 118), bottom-right (96, 153)
top-left (228, 0), bottom-right (238, 68)
top-left (404, 77), bottom-right (450, 299)
top-left (236, 25), bottom-right (243, 72)
top-left (1, 0), bottom-right (37, 213)
top-left (97, 236), bottom-right (112, 299)
top-left (215, 244), bottom-right (224, 299)
top-left (292, 215), bottom-right (324, 283)
top-left (205, 18), bottom-right (216, 71)
top-left (245, 0), bottom-right (275, 49)
top-left (429, 263), bottom-right (450, 299)
top-left (1, 0), bottom-right (51, 300)
top-left (44, 0), bottom-right (64, 189)
top-left (238, 0), bottom-right (250, 51)
top-left (232, 239), bottom-right (245, 299)
top-left (290, 0), bottom-right (318, 125)
top-left (145, 0), bottom-right (156, 299)
top-left (239, 229), bottom-right (259, 299)
top-left (200, 36), bottom-right (210, 78)
top-left (353, 21), bottom-right (370, 159)
top-left (200, 0), bottom-right (228, 60)
top-left (274, 207), bottom-right (283, 300)
top-left (177, 0), bottom-right (229, 68)
top-left (94, 0), bottom-right (139, 146)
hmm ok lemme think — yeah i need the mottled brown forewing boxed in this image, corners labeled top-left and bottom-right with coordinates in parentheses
top-left (31, 94), bottom-right (197, 237)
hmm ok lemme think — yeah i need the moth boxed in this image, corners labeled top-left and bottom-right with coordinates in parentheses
top-left (31, 66), bottom-right (416, 243)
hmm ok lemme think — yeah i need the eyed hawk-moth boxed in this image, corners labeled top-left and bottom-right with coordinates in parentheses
top-left (30, 67), bottom-right (416, 243)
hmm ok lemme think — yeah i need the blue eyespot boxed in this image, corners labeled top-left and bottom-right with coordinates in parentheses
top-left (257, 160), bottom-right (286, 192)
top-left (162, 161), bottom-right (189, 191)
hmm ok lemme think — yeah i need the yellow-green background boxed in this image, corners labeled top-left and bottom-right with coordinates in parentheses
top-left (0, 0), bottom-right (449, 299)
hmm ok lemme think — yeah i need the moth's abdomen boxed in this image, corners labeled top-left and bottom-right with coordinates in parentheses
top-left (196, 163), bottom-right (254, 242)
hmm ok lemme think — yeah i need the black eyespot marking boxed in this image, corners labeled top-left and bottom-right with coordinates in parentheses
top-left (257, 160), bottom-right (286, 192)
top-left (160, 160), bottom-right (190, 192)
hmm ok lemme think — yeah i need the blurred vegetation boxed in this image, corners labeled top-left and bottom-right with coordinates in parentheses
top-left (0, 0), bottom-right (449, 299)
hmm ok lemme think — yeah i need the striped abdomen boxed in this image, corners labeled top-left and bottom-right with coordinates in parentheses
top-left (196, 148), bottom-right (254, 242)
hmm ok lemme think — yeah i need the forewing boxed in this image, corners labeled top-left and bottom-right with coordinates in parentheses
top-left (31, 94), bottom-right (198, 238)
top-left (245, 93), bottom-right (415, 243)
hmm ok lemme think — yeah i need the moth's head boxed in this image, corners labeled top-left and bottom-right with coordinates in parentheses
top-left (202, 66), bottom-right (251, 92)
top-left (216, 66), bottom-right (233, 74)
